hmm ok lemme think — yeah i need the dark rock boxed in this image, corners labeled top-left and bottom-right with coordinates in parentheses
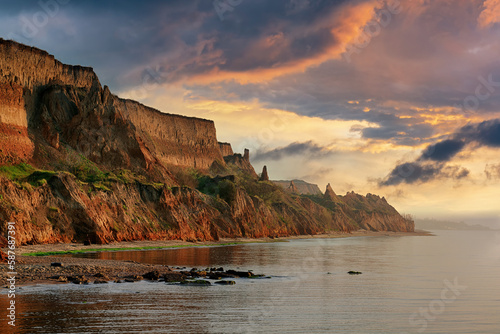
top-left (215, 280), bottom-right (236, 285)
top-left (226, 270), bottom-right (253, 278)
top-left (180, 280), bottom-right (211, 286)
top-left (72, 276), bottom-right (91, 284)
top-left (93, 273), bottom-right (109, 279)
top-left (94, 279), bottom-right (108, 284)
top-left (163, 272), bottom-right (185, 282)
top-left (50, 262), bottom-right (63, 267)
top-left (249, 274), bottom-right (265, 279)
top-left (51, 276), bottom-right (67, 282)
top-left (348, 271), bottom-right (362, 275)
top-left (143, 270), bottom-right (160, 280)
top-left (191, 270), bottom-right (207, 278)
top-left (208, 273), bottom-right (222, 280)
top-left (259, 165), bottom-right (269, 181)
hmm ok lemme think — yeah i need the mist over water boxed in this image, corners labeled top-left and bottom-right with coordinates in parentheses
top-left (1, 231), bottom-right (499, 333)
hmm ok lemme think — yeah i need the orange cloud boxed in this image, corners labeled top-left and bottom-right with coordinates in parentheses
top-left (478, 0), bottom-right (500, 28)
top-left (187, 1), bottom-right (380, 84)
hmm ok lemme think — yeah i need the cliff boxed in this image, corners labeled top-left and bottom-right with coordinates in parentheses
top-left (219, 142), bottom-right (234, 157)
top-left (324, 183), bottom-right (339, 201)
top-left (274, 179), bottom-right (322, 195)
top-left (116, 98), bottom-right (223, 169)
top-left (0, 38), bottom-right (223, 174)
top-left (0, 39), bottom-right (98, 90)
top-left (0, 39), bottom-right (414, 245)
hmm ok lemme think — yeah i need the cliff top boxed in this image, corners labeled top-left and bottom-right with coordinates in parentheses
top-left (117, 96), bottom-right (216, 124)
top-left (0, 38), bottom-right (96, 75)
top-left (0, 38), bottom-right (100, 90)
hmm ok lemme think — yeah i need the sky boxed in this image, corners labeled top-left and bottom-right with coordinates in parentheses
top-left (1, 0), bottom-right (500, 227)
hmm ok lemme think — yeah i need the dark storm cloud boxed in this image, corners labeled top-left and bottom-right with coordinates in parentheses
top-left (420, 139), bottom-right (466, 162)
top-left (380, 119), bottom-right (500, 186)
top-left (380, 162), bottom-right (469, 186)
top-left (2, 0), bottom-right (500, 149)
top-left (252, 141), bottom-right (330, 162)
top-left (458, 119), bottom-right (500, 147)
top-left (0, 0), bottom-right (352, 90)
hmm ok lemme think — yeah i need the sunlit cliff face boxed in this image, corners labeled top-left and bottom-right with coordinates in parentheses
top-left (1, 0), bottom-right (500, 226)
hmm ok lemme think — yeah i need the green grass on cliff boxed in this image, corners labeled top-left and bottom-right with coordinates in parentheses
top-left (0, 163), bottom-right (60, 187)
top-left (0, 162), bottom-right (35, 180)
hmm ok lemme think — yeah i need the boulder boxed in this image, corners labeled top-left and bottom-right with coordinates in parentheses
top-left (215, 280), bottom-right (236, 285)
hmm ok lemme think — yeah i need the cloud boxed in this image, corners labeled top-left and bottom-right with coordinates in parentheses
top-left (380, 119), bottom-right (500, 185)
top-left (485, 163), bottom-right (500, 179)
top-left (380, 162), bottom-right (470, 186)
top-left (252, 141), bottom-right (330, 162)
top-left (478, 0), bottom-right (500, 28)
top-left (458, 118), bottom-right (500, 147)
top-left (420, 139), bottom-right (466, 162)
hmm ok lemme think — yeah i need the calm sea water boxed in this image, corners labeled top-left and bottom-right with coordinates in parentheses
top-left (1, 230), bottom-right (499, 333)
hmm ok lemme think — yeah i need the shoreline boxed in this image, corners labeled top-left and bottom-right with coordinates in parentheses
top-left (11, 230), bottom-right (433, 256)
top-left (1, 230), bottom-right (432, 287)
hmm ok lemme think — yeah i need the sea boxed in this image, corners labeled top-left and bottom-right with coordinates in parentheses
top-left (1, 230), bottom-right (499, 333)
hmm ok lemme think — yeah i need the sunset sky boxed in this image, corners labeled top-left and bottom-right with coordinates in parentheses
top-left (1, 0), bottom-right (500, 226)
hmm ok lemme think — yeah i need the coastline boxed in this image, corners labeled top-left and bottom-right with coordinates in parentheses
top-left (12, 230), bottom-right (433, 256)
top-left (1, 230), bottom-right (432, 287)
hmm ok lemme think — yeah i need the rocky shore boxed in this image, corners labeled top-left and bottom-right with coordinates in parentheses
top-left (0, 254), bottom-right (266, 287)
top-left (0, 231), bottom-right (431, 287)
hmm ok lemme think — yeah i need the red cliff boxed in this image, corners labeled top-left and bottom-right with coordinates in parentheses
top-left (0, 39), bottom-right (414, 245)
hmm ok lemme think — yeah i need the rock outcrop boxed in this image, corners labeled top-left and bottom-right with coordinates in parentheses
top-left (223, 150), bottom-right (258, 178)
top-left (273, 179), bottom-right (322, 195)
top-left (287, 180), bottom-right (299, 194)
top-left (218, 142), bottom-right (234, 157)
top-left (324, 183), bottom-right (339, 201)
top-left (259, 166), bottom-right (269, 181)
top-left (0, 39), bottom-right (414, 245)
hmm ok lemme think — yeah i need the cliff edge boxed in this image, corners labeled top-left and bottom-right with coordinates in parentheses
top-left (0, 39), bottom-right (414, 245)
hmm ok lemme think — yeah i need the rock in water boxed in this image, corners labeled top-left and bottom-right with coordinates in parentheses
top-left (180, 280), bottom-right (211, 286)
top-left (215, 280), bottom-right (236, 285)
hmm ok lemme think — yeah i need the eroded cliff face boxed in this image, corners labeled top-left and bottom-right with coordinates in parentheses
top-left (339, 192), bottom-right (414, 232)
top-left (218, 142), bottom-right (234, 157)
top-left (116, 98), bottom-right (223, 169)
top-left (0, 39), bottom-right (98, 90)
top-left (0, 39), bottom-right (414, 245)
top-left (0, 173), bottom-right (355, 245)
top-left (0, 82), bottom-right (34, 164)
top-left (0, 39), bottom-right (223, 179)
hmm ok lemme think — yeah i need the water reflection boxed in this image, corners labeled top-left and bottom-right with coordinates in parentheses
top-left (1, 231), bottom-right (499, 333)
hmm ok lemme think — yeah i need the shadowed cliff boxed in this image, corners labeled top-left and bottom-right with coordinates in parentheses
top-left (0, 39), bottom-right (413, 245)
